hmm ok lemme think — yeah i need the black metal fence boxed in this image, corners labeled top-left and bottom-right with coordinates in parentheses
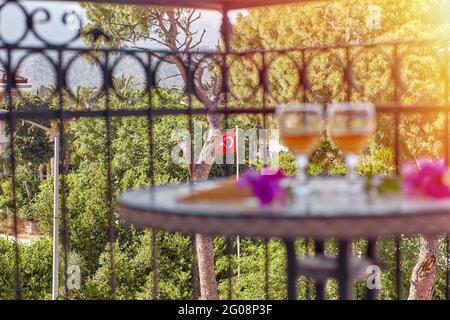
top-left (0, 0), bottom-right (449, 300)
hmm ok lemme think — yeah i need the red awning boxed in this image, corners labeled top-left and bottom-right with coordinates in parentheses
top-left (77, 0), bottom-right (318, 11)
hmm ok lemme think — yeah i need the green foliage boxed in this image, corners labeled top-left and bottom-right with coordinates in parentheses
top-left (1, 0), bottom-right (450, 301)
top-left (0, 238), bottom-right (52, 300)
top-left (15, 124), bottom-right (53, 167)
top-left (0, 238), bottom-right (16, 299)
top-left (231, 0), bottom-right (450, 170)
top-left (220, 239), bottom-right (288, 300)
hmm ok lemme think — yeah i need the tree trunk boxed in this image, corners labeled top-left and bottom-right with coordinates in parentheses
top-left (38, 165), bottom-right (44, 181)
top-left (64, 148), bottom-right (71, 173)
top-left (189, 126), bottom-right (221, 300)
top-left (195, 234), bottom-right (219, 299)
top-left (153, 14), bottom-right (223, 299)
top-left (47, 161), bottom-right (51, 178)
top-left (24, 181), bottom-right (33, 201)
top-left (408, 235), bottom-right (439, 300)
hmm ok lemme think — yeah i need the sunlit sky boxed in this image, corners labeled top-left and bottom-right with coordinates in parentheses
top-left (0, 0), bottom-right (243, 48)
top-left (3, 0), bottom-right (450, 89)
top-left (3, 1), bottom-right (450, 48)
top-left (0, 1), bottom-right (245, 88)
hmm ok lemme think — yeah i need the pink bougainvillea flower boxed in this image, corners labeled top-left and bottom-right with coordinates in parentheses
top-left (237, 169), bottom-right (287, 206)
top-left (401, 158), bottom-right (450, 199)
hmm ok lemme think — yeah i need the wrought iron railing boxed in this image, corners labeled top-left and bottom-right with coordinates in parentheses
top-left (0, 0), bottom-right (449, 300)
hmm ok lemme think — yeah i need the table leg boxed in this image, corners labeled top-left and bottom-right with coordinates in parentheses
top-left (285, 239), bottom-right (297, 300)
top-left (305, 239), bottom-right (311, 300)
top-left (314, 240), bottom-right (325, 300)
top-left (337, 240), bottom-right (353, 300)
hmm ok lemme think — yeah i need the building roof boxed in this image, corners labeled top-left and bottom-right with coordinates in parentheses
top-left (0, 70), bottom-right (32, 93)
top-left (0, 70), bottom-right (29, 84)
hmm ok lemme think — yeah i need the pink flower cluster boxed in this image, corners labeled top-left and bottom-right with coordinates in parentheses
top-left (238, 169), bottom-right (287, 206)
top-left (401, 158), bottom-right (450, 199)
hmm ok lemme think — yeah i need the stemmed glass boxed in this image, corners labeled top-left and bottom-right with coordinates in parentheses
top-left (327, 103), bottom-right (376, 192)
top-left (276, 103), bottom-right (323, 195)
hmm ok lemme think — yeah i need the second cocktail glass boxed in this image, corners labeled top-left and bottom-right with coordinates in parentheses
top-left (327, 103), bottom-right (376, 192)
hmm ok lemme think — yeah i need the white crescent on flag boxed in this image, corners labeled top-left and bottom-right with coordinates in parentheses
top-left (225, 136), bottom-right (234, 149)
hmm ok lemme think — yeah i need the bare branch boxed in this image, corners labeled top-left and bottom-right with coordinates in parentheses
top-left (147, 36), bottom-right (172, 48)
top-left (156, 73), bottom-right (181, 87)
top-left (189, 29), bottom-right (206, 50)
top-left (129, 45), bottom-right (173, 63)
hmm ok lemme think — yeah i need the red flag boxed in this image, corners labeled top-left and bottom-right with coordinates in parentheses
top-left (216, 129), bottom-right (236, 155)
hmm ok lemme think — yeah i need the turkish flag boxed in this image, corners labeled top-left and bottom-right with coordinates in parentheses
top-left (216, 129), bottom-right (237, 155)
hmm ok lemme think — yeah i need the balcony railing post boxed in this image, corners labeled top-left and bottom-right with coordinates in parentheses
top-left (337, 240), bottom-right (353, 300)
top-left (314, 240), bottom-right (325, 300)
top-left (152, 230), bottom-right (159, 300)
top-left (443, 45), bottom-right (449, 165)
top-left (345, 46), bottom-right (351, 102)
top-left (5, 61), bottom-right (22, 299)
top-left (190, 233), bottom-right (199, 299)
top-left (52, 132), bottom-right (59, 300)
top-left (395, 237), bottom-right (402, 299)
top-left (392, 44), bottom-right (402, 301)
top-left (446, 236), bottom-right (449, 300)
top-left (265, 238), bottom-right (270, 300)
top-left (366, 239), bottom-right (378, 300)
top-left (104, 52), bottom-right (117, 299)
top-left (56, 49), bottom-right (69, 300)
top-left (285, 239), bottom-right (297, 300)
top-left (226, 236), bottom-right (233, 300)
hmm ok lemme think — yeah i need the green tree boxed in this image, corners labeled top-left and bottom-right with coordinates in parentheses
top-left (0, 238), bottom-right (52, 299)
top-left (232, 0), bottom-right (450, 299)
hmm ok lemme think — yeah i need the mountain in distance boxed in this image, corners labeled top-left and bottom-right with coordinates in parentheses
top-left (18, 52), bottom-right (187, 91)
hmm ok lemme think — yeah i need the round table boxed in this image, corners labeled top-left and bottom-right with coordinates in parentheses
top-left (119, 177), bottom-right (450, 300)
